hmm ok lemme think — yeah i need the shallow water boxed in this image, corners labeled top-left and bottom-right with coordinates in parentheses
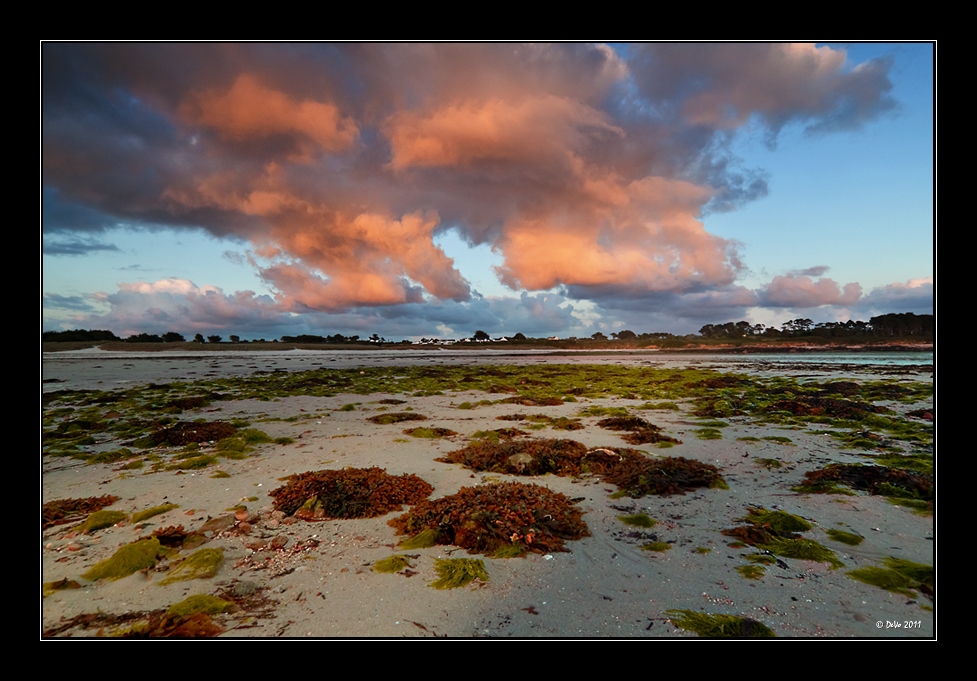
top-left (42, 347), bottom-right (933, 392)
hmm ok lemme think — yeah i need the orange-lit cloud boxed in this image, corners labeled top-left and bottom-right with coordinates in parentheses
top-left (180, 74), bottom-right (358, 159)
top-left (385, 95), bottom-right (623, 170)
top-left (43, 43), bottom-right (900, 319)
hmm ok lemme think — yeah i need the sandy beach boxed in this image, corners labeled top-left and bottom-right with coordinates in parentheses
top-left (42, 348), bottom-right (934, 638)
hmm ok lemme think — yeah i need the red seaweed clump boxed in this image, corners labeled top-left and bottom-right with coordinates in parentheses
top-left (389, 482), bottom-right (589, 555)
top-left (149, 421), bottom-right (236, 446)
top-left (797, 464), bottom-right (932, 499)
top-left (43, 495), bottom-right (120, 530)
top-left (437, 438), bottom-right (634, 477)
top-left (604, 456), bottom-right (727, 497)
top-left (764, 397), bottom-right (890, 419)
top-left (596, 416), bottom-right (682, 445)
top-left (270, 467), bottom-right (433, 520)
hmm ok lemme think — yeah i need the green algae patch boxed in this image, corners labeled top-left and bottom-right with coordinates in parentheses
top-left (886, 497), bottom-right (932, 514)
top-left (84, 448), bottom-right (138, 464)
top-left (641, 541), bottom-right (672, 552)
top-left (848, 558), bottom-right (933, 597)
top-left (404, 427), bottom-right (457, 438)
top-left (760, 537), bottom-right (844, 569)
top-left (166, 455), bottom-right (218, 470)
top-left (666, 610), bottom-right (775, 638)
top-left (724, 506), bottom-right (843, 569)
top-left (737, 564), bottom-right (765, 580)
top-left (744, 508), bottom-right (812, 534)
top-left (430, 558), bottom-right (488, 589)
top-left (489, 544), bottom-right (527, 558)
top-left (368, 412), bottom-right (427, 425)
top-left (694, 428), bottom-right (723, 440)
top-left (617, 513), bottom-right (657, 528)
top-left (578, 406), bottom-right (629, 417)
top-left (826, 528), bottom-right (864, 546)
top-left (158, 548), bottom-right (224, 586)
top-left (77, 509), bottom-right (127, 533)
top-left (373, 555), bottom-right (413, 573)
top-left (82, 538), bottom-right (161, 581)
top-left (166, 594), bottom-right (233, 618)
top-left (763, 436), bottom-right (793, 444)
top-left (131, 503), bottom-right (179, 524)
top-left (636, 401), bottom-right (679, 411)
top-left (399, 528), bottom-right (439, 549)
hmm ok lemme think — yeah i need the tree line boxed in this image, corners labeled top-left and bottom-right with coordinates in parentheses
top-left (42, 312), bottom-right (933, 345)
top-left (698, 313), bottom-right (933, 339)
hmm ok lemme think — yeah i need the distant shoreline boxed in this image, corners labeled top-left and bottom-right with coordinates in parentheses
top-left (43, 340), bottom-right (934, 355)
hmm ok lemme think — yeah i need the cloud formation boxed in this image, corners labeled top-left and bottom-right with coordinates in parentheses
top-left (758, 274), bottom-right (862, 308)
top-left (43, 43), bottom-right (901, 322)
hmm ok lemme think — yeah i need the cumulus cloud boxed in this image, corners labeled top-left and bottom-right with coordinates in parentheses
top-left (758, 274), bottom-right (862, 308)
top-left (63, 278), bottom-right (285, 338)
top-left (855, 277), bottom-right (934, 316)
top-left (44, 277), bottom-right (583, 340)
top-left (628, 43), bottom-right (895, 135)
top-left (42, 43), bottom-right (898, 318)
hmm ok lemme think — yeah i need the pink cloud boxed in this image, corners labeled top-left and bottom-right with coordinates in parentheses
top-left (180, 74), bottom-right (358, 159)
top-left (759, 274), bottom-right (862, 308)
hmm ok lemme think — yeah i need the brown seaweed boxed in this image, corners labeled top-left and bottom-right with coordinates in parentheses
top-left (43, 495), bottom-right (119, 530)
top-left (270, 467), bottom-right (433, 520)
top-left (389, 481), bottom-right (589, 555)
top-left (147, 421), bottom-right (236, 446)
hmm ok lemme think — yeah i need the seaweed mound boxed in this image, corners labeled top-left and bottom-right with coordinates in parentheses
top-left (797, 463), bottom-right (932, 499)
top-left (367, 412), bottom-right (427, 425)
top-left (270, 467), bottom-right (434, 520)
top-left (764, 397), bottom-right (889, 419)
top-left (596, 416), bottom-right (681, 445)
top-left (437, 438), bottom-right (633, 477)
top-left (147, 421), bottom-right (236, 446)
top-left (604, 455), bottom-right (726, 497)
top-left (389, 482), bottom-right (590, 555)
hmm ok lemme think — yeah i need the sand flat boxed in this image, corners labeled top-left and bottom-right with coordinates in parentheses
top-left (42, 350), bottom-right (934, 638)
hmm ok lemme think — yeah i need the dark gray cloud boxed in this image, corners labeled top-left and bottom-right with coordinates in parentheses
top-left (43, 293), bottom-right (99, 311)
top-left (43, 235), bottom-right (121, 256)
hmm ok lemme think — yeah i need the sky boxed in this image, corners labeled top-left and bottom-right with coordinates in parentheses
top-left (42, 43), bottom-right (934, 340)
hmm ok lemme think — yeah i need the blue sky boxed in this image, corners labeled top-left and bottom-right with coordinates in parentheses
top-left (43, 43), bottom-right (933, 340)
